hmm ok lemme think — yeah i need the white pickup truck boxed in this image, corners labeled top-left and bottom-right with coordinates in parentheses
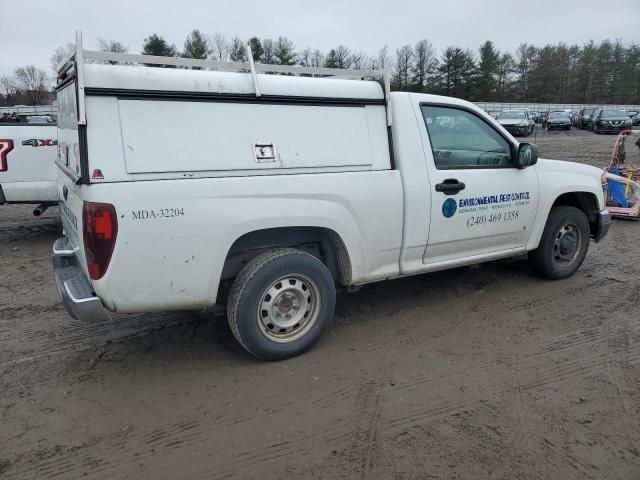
top-left (0, 121), bottom-right (58, 213)
top-left (53, 36), bottom-right (610, 360)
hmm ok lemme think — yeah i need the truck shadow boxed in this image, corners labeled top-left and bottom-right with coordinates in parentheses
top-left (53, 256), bottom-right (535, 373)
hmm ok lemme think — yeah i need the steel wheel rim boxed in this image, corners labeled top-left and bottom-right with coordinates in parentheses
top-left (553, 223), bottom-right (581, 266)
top-left (256, 274), bottom-right (320, 343)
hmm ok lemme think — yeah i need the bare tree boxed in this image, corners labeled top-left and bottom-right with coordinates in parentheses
top-left (515, 43), bottom-right (536, 101)
top-left (411, 39), bottom-right (437, 90)
top-left (311, 49), bottom-right (324, 68)
top-left (334, 45), bottom-right (352, 69)
top-left (209, 33), bottom-right (229, 61)
top-left (368, 46), bottom-right (388, 70)
top-left (393, 45), bottom-right (413, 90)
top-left (50, 43), bottom-right (75, 74)
top-left (301, 49), bottom-right (324, 68)
top-left (0, 76), bottom-right (17, 97)
top-left (98, 38), bottom-right (128, 53)
top-left (298, 47), bottom-right (313, 67)
top-left (14, 66), bottom-right (49, 105)
top-left (98, 38), bottom-right (129, 65)
top-left (350, 50), bottom-right (367, 70)
top-left (261, 38), bottom-right (276, 64)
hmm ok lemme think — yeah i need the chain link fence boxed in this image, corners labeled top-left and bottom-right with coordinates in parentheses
top-left (475, 102), bottom-right (640, 114)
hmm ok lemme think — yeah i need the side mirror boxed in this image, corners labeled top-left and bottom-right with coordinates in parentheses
top-left (517, 143), bottom-right (538, 169)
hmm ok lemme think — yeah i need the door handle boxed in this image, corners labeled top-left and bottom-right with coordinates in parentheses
top-left (435, 178), bottom-right (466, 195)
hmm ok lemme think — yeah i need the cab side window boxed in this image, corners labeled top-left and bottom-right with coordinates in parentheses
top-left (421, 106), bottom-right (513, 169)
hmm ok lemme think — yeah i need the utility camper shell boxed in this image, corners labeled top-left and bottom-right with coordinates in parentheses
top-left (56, 32), bottom-right (393, 185)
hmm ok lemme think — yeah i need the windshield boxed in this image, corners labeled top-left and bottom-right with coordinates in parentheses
top-left (602, 109), bottom-right (627, 117)
top-left (549, 112), bottom-right (566, 119)
top-left (499, 111), bottom-right (525, 120)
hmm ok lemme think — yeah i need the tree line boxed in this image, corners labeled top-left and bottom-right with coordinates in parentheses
top-left (1, 30), bottom-right (639, 107)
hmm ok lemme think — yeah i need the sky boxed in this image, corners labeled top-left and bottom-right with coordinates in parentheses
top-left (1, 0), bottom-right (638, 79)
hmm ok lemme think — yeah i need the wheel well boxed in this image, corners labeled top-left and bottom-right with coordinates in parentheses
top-left (221, 227), bottom-right (352, 287)
top-left (552, 192), bottom-right (599, 236)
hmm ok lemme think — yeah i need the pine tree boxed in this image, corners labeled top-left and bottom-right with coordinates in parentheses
top-left (182, 29), bottom-right (210, 59)
top-left (324, 49), bottom-right (339, 68)
top-left (476, 41), bottom-right (500, 99)
top-left (229, 37), bottom-right (246, 62)
top-left (248, 37), bottom-right (263, 62)
top-left (274, 36), bottom-right (296, 65)
top-left (142, 34), bottom-right (178, 57)
top-left (435, 47), bottom-right (476, 99)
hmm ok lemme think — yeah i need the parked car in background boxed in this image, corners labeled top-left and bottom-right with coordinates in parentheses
top-left (592, 108), bottom-right (633, 134)
top-left (587, 107), bottom-right (602, 131)
top-left (545, 111), bottom-right (572, 131)
top-left (576, 107), bottom-right (596, 129)
top-left (27, 115), bottom-right (55, 124)
top-left (497, 110), bottom-right (535, 136)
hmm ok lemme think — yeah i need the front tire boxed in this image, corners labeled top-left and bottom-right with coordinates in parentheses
top-left (227, 248), bottom-right (336, 361)
top-left (529, 206), bottom-right (590, 280)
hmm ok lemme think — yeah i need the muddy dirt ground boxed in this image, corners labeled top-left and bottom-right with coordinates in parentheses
top-left (1, 128), bottom-right (639, 479)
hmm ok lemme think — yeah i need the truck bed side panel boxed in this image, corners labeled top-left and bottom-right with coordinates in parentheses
top-left (85, 171), bottom-right (403, 312)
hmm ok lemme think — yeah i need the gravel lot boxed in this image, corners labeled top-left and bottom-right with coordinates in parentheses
top-left (1, 127), bottom-right (639, 479)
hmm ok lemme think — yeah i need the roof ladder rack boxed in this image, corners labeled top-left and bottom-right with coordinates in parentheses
top-left (58, 30), bottom-right (393, 125)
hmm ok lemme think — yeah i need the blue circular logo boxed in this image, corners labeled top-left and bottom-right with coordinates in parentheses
top-left (442, 198), bottom-right (457, 218)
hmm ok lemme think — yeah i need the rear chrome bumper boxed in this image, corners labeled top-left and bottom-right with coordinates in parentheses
top-left (53, 236), bottom-right (110, 321)
top-left (594, 210), bottom-right (611, 243)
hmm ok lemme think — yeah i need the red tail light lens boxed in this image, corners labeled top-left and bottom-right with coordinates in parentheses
top-left (83, 201), bottom-right (118, 280)
top-left (0, 139), bottom-right (14, 172)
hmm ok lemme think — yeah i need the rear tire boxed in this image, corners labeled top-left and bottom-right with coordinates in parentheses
top-left (529, 206), bottom-right (590, 280)
top-left (227, 248), bottom-right (336, 361)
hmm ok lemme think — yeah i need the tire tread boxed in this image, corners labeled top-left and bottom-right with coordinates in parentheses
top-left (227, 248), bottom-right (331, 359)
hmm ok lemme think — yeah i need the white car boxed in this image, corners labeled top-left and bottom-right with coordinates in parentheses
top-left (497, 110), bottom-right (535, 136)
top-left (53, 36), bottom-right (610, 360)
top-left (0, 121), bottom-right (58, 213)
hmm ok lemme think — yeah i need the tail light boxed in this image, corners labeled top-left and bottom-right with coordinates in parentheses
top-left (83, 201), bottom-right (118, 280)
top-left (0, 139), bottom-right (14, 172)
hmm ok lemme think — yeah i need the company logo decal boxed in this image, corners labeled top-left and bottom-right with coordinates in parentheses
top-left (442, 198), bottom-right (457, 218)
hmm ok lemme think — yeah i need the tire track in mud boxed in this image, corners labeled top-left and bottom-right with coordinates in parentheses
top-left (385, 311), bottom-right (640, 434)
top-left (8, 264), bottom-right (630, 478)
top-left (3, 345), bottom-right (382, 479)
top-left (347, 272), bottom-right (626, 357)
top-left (385, 354), bottom-right (622, 433)
top-left (334, 374), bottom-right (387, 479)
top-left (0, 311), bottom-right (199, 368)
top-left (3, 390), bottom-right (352, 480)
top-left (0, 218), bottom-right (61, 242)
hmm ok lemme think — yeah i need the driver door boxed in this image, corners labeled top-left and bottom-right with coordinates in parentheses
top-left (417, 102), bottom-right (540, 265)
